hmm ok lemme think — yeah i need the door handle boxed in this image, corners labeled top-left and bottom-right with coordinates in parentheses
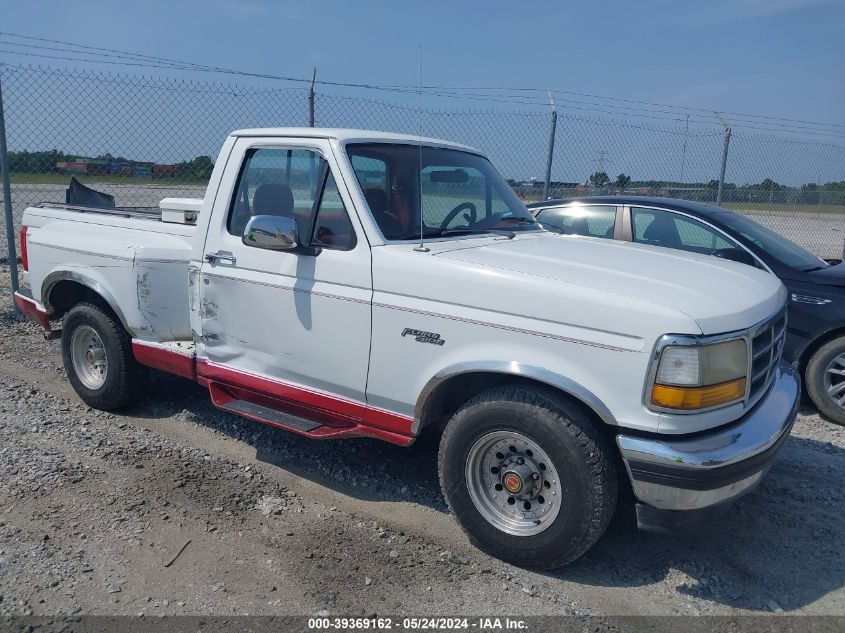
top-left (205, 250), bottom-right (237, 265)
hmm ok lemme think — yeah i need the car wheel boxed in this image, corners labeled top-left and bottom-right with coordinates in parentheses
top-left (806, 335), bottom-right (845, 426)
top-left (61, 301), bottom-right (147, 410)
top-left (438, 385), bottom-right (617, 569)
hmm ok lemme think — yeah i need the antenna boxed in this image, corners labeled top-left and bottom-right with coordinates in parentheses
top-left (414, 45), bottom-right (429, 253)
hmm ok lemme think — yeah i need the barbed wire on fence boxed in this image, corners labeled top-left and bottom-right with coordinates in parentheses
top-left (0, 62), bottom-right (843, 261)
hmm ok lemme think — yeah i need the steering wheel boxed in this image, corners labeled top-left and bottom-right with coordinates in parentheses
top-left (439, 202), bottom-right (477, 231)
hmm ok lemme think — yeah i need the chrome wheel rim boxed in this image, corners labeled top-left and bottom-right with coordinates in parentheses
top-left (465, 431), bottom-right (562, 536)
top-left (70, 325), bottom-right (108, 390)
top-left (824, 352), bottom-right (845, 411)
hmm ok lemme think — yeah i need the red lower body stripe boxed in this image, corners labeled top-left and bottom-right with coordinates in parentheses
top-left (14, 292), bottom-right (51, 331)
top-left (132, 343), bottom-right (414, 445)
top-left (197, 358), bottom-right (414, 435)
top-left (197, 358), bottom-right (365, 420)
top-left (132, 341), bottom-right (196, 380)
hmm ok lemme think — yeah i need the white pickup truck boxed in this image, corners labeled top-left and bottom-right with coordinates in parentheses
top-left (15, 128), bottom-right (799, 568)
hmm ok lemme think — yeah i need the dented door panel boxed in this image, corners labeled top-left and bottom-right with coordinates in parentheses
top-left (197, 137), bottom-right (373, 407)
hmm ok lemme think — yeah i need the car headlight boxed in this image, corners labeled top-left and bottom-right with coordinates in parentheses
top-left (649, 338), bottom-right (748, 411)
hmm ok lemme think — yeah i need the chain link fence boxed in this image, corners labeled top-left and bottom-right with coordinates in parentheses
top-left (1, 63), bottom-right (844, 264)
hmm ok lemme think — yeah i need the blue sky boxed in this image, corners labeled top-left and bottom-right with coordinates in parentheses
top-left (2, 0), bottom-right (843, 125)
top-left (1, 0), bottom-right (843, 185)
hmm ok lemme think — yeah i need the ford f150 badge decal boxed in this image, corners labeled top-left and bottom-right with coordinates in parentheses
top-left (401, 328), bottom-right (445, 346)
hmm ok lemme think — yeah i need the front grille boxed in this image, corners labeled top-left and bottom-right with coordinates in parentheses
top-left (748, 309), bottom-right (786, 402)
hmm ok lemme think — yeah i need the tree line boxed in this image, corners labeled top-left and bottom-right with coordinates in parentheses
top-left (4, 149), bottom-right (843, 204)
top-left (586, 171), bottom-right (844, 197)
top-left (4, 149), bottom-right (215, 180)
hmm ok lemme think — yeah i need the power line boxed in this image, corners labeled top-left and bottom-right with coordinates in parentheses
top-left (390, 84), bottom-right (845, 137)
top-left (4, 51), bottom-right (844, 139)
top-left (0, 40), bottom-right (205, 71)
top-left (1, 30), bottom-right (843, 137)
top-left (0, 31), bottom-right (225, 72)
top-left (0, 48), bottom-right (217, 72)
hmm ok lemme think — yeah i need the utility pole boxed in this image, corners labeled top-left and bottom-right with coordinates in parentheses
top-left (0, 73), bottom-right (20, 310)
top-left (596, 150), bottom-right (609, 174)
top-left (714, 111), bottom-right (731, 207)
top-left (542, 90), bottom-right (557, 200)
top-left (679, 115), bottom-right (689, 184)
top-left (593, 150), bottom-right (611, 190)
top-left (308, 68), bottom-right (317, 127)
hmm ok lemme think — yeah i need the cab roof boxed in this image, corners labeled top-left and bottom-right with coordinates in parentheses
top-left (230, 127), bottom-right (482, 154)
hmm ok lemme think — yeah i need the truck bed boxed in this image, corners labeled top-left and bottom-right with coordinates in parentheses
top-left (22, 201), bottom-right (200, 342)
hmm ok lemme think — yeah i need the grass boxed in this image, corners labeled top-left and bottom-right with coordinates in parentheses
top-left (9, 172), bottom-right (209, 186)
top-left (720, 202), bottom-right (845, 215)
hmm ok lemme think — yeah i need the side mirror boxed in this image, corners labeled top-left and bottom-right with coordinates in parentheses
top-left (243, 215), bottom-right (298, 251)
top-left (712, 247), bottom-right (756, 267)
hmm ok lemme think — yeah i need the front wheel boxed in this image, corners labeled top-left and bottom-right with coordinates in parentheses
top-left (806, 336), bottom-right (845, 426)
top-left (438, 385), bottom-right (617, 569)
top-left (61, 302), bottom-right (147, 410)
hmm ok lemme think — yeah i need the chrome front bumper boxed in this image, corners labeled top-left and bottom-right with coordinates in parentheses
top-left (617, 362), bottom-right (799, 523)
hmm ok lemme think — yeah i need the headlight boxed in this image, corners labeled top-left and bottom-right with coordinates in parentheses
top-left (649, 338), bottom-right (748, 411)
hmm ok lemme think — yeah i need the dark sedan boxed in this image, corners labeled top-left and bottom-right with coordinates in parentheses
top-left (527, 196), bottom-right (845, 425)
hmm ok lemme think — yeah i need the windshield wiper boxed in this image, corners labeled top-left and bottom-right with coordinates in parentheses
top-left (394, 216), bottom-right (537, 241)
top-left (438, 228), bottom-right (517, 239)
top-left (395, 230), bottom-right (443, 241)
top-left (438, 217), bottom-right (540, 239)
top-left (496, 216), bottom-right (539, 226)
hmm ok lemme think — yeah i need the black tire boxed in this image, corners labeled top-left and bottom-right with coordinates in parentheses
top-left (61, 301), bottom-right (147, 410)
top-left (806, 335), bottom-right (845, 426)
top-left (438, 385), bottom-right (617, 569)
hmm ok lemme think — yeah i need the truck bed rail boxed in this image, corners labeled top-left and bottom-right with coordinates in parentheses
top-left (33, 202), bottom-right (161, 220)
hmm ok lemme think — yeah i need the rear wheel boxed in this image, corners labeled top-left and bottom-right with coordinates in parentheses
top-left (438, 385), bottom-right (617, 569)
top-left (61, 302), bottom-right (147, 410)
top-left (806, 335), bottom-right (845, 426)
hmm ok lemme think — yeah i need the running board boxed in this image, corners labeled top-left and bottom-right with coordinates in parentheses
top-left (219, 399), bottom-right (323, 433)
top-left (202, 373), bottom-right (416, 446)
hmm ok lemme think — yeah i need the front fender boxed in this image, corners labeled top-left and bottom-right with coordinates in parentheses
top-left (413, 360), bottom-right (618, 435)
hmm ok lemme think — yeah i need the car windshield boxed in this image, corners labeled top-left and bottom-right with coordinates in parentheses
top-left (346, 143), bottom-right (541, 241)
top-left (715, 211), bottom-right (829, 271)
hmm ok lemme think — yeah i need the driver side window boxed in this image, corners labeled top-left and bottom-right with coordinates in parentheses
top-left (227, 147), bottom-right (356, 250)
top-left (227, 147), bottom-right (324, 237)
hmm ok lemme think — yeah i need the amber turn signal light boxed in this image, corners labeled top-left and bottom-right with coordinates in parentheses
top-left (651, 377), bottom-right (746, 410)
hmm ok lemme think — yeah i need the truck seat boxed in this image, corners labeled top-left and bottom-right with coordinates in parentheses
top-left (253, 183), bottom-right (295, 217)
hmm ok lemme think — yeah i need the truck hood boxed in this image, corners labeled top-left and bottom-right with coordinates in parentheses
top-left (432, 234), bottom-right (786, 334)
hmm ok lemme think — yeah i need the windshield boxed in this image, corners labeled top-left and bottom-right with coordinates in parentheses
top-left (714, 212), bottom-right (829, 271)
top-left (346, 143), bottom-right (540, 241)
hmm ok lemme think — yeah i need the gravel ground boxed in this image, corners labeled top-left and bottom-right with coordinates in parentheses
top-left (0, 264), bottom-right (843, 618)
